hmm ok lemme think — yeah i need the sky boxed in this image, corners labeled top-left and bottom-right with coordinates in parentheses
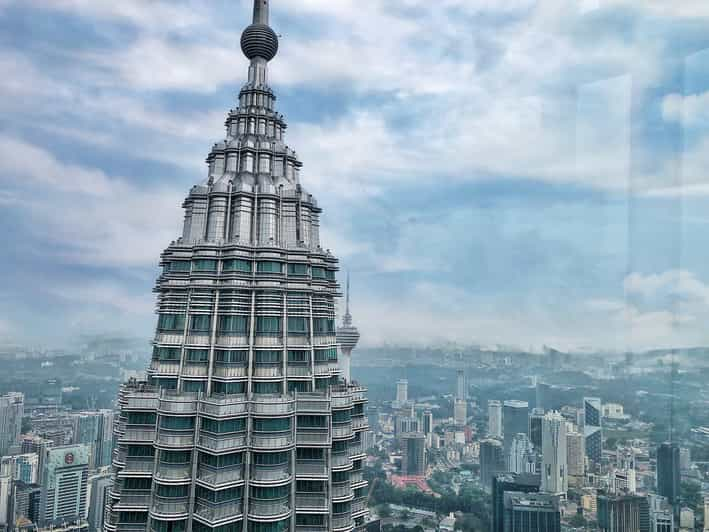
top-left (2, 0), bottom-right (709, 352)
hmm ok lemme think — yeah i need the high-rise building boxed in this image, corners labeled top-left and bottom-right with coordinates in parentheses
top-left (491, 473), bottom-right (540, 532)
top-left (336, 273), bottom-right (360, 384)
top-left (508, 434), bottom-right (534, 475)
top-left (456, 369), bottom-right (466, 400)
top-left (703, 495), bottom-right (709, 532)
top-left (598, 494), bottom-right (643, 532)
top-left (1, 453), bottom-right (40, 484)
top-left (481, 439), bottom-right (506, 491)
top-left (535, 382), bottom-right (551, 412)
top-left (72, 410), bottom-right (115, 469)
top-left (656, 442), bottom-right (680, 505)
top-left (0, 393), bottom-right (24, 456)
top-left (105, 3), bottom-right (370, 532)
top-left (584, 397), bottom-right (602, 464)
top-left (502, 491), bottom-right (560, 532)
top-left (87, 471), bottom-right (111, 532)
top-left (503, 401), bottom-right (529, 457)
top-left (14, 481), bottom-right (41, 525)
top-left (38, 444), bottom-right (90, 530)
top-left (529, 408), bottom-right (544, 449)
top-left (489, 400), bottom-right (503, 439)
top-left (401, 433), bottom-right (426, 477)
top-left (566, 430), bottom-right (585, 478)
top-left (422, 410), bottom-right (433, 435)
top-left (541, 412), bottom-right (567, 496)
top-left (396, 380), bottom-right (408, 404)
top-left (647, 495), bottom-right (673, 532)
top-left (454, 399), bottom-right (467, 427)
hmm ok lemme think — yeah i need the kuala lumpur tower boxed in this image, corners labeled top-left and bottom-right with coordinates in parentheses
top-left (336, 274), bottom-right (360, 383)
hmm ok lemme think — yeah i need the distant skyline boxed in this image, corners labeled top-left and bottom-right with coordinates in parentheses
top-left (2, 1), bottom-right (709, 351)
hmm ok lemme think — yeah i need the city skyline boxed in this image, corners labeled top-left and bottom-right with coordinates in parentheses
top-left (2, 1), bottom-right (709, 351)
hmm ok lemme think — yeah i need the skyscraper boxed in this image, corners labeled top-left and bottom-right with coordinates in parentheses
top-left (584, 397), bottom-right (602, 465)
top-left (489, 400), bottom-right (503, 439)
top-left (541, 412), bottom-right (567, 496)
top-left (508, 434), bottom-right (533, 475)
top-left (72, 410), bottom-right (115, 469)
top-left (105, 3), bottom-right (370, 532)
top-left (529, 408), bottom-right (544, 449)
top-left (336, 274), bottom-right (360, 384)
top-left (87, 471), bottom-right (111, 532)
top-left (38, 444), bottom-right (90, 530)
top-left (454, 399), bottom-right (467, 427)
top-left (401, 433), bottom-right (426, 477)
top-left (656, 443), bottom-right (680, 505)
top-left (456, 369), bottom-right (466, 400)
top-left (503, 400), bottom-right (529, 457)
top-left (566, 430), bottom-right (585, 479)
top-left (597, 494), bottom-right (643, 532)
top-left (422, 410), bottom-right (433, 435)
top-left (396, 380), bottom-right (408, 404)
top-left (0, 392), bottom-right (24, 456)
top-left (491, 473), bottom-right (540, 532)
top-left (502, 491), bottom-right (561, 532)
top-left (481, 439), bottom-right (506, 491)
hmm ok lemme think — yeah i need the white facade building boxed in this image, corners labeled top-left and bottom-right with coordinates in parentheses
top-left (488, 400), bottom-right (502, 438)
top-left (541, 411), bottom-right (567, 495)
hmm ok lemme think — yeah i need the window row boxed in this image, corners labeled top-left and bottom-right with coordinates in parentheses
top-left (157, 315), bottom-right (335, 336)
top-left (165, 260), bottom-right (335, 279)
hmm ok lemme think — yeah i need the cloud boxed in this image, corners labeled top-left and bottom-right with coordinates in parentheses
top-left (662, 91), bottom-right (709, 126)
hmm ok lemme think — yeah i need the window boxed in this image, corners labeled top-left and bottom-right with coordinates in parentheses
top-left (223, 259), bottom-right (252, 273)
top-left (201, 418), bottom-right (245, 434)
top-left (196, 486), bottom-right (242, 503)
top-left (157, 314), bottom-right (185, 333)
top-left (169, 261), bottom-right (191, 272)
top-left (252, 452), bottom-right (288, 465)
top-left (297, 415), bottom-right (326, 428)
top-left (287, 263), bottom-right (308, 276)
top-left (190, 315), bottom-right (211, 333)
top-left (160, 451), bottom-right (191, 464)
top-left (254, 350), bottom-right (281, 364)
top-left (154, 347), bottom-right (180, 361)
top-left (311, 267), bottom-right (326, 279)
top-left (156, 484), bottom-right (189, 498)
top-left (119, 512), bottom-right (148, 524)
top-left (152, 520), bottom-right (186, 532)
top-left (288, 381), bottom-right (311, 393)
top-left (333, 410), bottom-right (351, 423)
top-left (252, 382), bottom-right (282, 394)
top-left (186, 349), bottom-right (208, 363)
top-left (127, 412), bottom-right (156, 426)
top-left (194, 523), bottom-right (243, 532)
top-left (247, 519), bottom-right (290, 532)
top-left (160, 416), bottom-right (195, 430)
top-left (287, 350), bottom-right (309, 363)
top-left (200, 452), bottom-right (242, 468)
top-left (250, 485), bottom-right (290, 500)
top-left (287, 317), bottom-right (308, 335)
top-left (296, 448), bottom-right (323, 460)
top-left (313, 318), bottom-right (335, 335)
top-left (253, 418), bottom-right (291, 432)
top-left (193, 259), bottom-right (217, 272)
top-left (296, 515), bottom-right (323, 527)
top-left (314, 348), bottom-right (336, 362)
top-left (218, 315), bottom-right (248, 335)
top-left (314, 377), bottom-right (329, 391)
top-left (124, 478), bottom-right (152, 490)
top-left (255, 317), bottom-right (282, 335)
top-left (215, 350), bottom-right (247, 363)
top-left (212, 381), bottom-right (245, 395)
top-left (183, 380), bottom-right (205, 393)
top-left (128, 446), bottom-right (155, 457)
top-left (333, 501), bottom-right (351, 514)
top-left (296, 480), bottom-right (325, 493)
top-left (153, 378), bottom-right (177, 390)
top-left (257, 261), bottom-right (283, 274)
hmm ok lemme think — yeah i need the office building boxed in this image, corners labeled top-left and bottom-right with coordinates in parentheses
top-left (584, 397), bottom-right (602, 464)
top-left (492, 473), bottom-right (540, 532)
top-left (72, 410), bottom-right (115, 469)
top-left (536, 382), bottom-right (551, 412)
top-left (529, 408), bottom-right (544, 449)
top-left (567, 430), bottom-right (585, 479)
top-left (598, 494), bottom-right (642, 532)
top-left (502, 491), bottom-right (560, 532)
top-left (481, 439), bottom-right (505, 491)
top-left (105, 3), bottom-right (370, 532)
top-left (336, 273), bottom-right (360, 384)
top-left (640, 494), bottom-right (674, 532)
top-left (679, 507), bottom-right (694, 530)
top-left (679, 447), bottom-right (690, 471)
top-left (87, 471), bottom-right (111, 532)
top-left (396, 380), bottom-right (408, 404)
top-left (454, 399), bottom-right (467, 427)
top-left (508, 434), bottom-right (534, 475)
top-left (1, 454), bottom-right (40, 485)
top-left (541, 412), bottom-right (567, 496)
top-left (656, 443), bottom-right (680, 505)
top-left (422, 410), bottom-right (433, 435)
top-left (704, 495), bottom-right (709, 532)
top-left (0, 393), bottom-right (24, 456)
top-left (456, 369), bottom-right (466, 400)
top-left (38, 444), bottom-right (90, 529)
top-left (401, 433), bottom-right (426, 477)
top-left (14, 481), bottom-right (41, 525)
top-left (503, 401), bottom-right (529, 457)
top-left (489, 400), bottom-right (503, 439)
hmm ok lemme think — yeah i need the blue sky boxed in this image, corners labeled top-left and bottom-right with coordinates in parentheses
top-left (2, 0), bottom-right (709, 352)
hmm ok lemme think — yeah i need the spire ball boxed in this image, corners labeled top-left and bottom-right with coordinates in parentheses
top-left (241, 0), bottom-right (278, 62)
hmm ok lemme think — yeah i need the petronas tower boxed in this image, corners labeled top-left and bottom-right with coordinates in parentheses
top-left (105, 2), bottom-right (369, 532)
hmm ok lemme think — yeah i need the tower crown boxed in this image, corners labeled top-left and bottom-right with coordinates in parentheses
top-left (241, 0), bottom-right (279, 61)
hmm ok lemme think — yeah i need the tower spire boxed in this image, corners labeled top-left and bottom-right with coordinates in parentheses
top-left (241, 0), bottom-right (278, 86)
top-left (253, 0), bottom-right (270, 25)
top-left (344, 272), bottom-right (352, 326)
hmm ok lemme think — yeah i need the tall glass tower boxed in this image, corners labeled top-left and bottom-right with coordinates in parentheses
top-left (105, 3), bottom-right (370, 532)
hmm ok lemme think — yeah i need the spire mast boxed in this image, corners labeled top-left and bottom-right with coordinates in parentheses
top-left (253, 0), bottom-right (270, 25)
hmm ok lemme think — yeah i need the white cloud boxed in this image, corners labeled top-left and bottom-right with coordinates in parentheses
top-left (662, 91), bottom-right (709, 126)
